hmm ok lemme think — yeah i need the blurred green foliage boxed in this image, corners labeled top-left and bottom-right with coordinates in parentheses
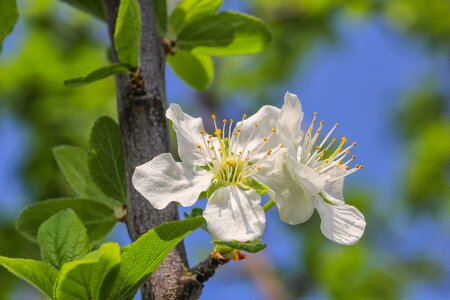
top-left (396, 82), bottom-right (450, 214)
top-left (0, 0), bottom-right (449, 298)
top-left (0, 0), bottom-right (115, 199)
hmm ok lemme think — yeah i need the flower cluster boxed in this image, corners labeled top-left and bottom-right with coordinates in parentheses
top-left (133, 92), bottom-right (366, 245)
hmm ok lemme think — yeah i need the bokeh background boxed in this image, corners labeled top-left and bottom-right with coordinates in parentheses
top-left (1, 0), bottom-right (449, 299)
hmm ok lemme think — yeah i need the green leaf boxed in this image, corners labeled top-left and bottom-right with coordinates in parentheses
top-left (170, 0), bottom-right (222, 33)
top-left (58, 0), bottom-right (105, 20)
top-left (53, 145), bottom-right (121, 208)
top-left (64, 64), bottom-right (131, 88)
top-left (177, 11), bottom-right (272, 56)
top-left (107, 217), bottom-right (205, 299)
top-left (89, 116), bottom-right (127, 202)
top-left (214, 239), bottom-right (267, 253)
top-left (55, 243), bottom-right (121, 300)
top-left (0, 0), bottom-right (18, 53)
top-left (154, 0), bottom-right (168, 34)
top-left (17, 198), bottom-right (116, 243)
top-left (114, 0), bottom-right (142, 67)
top-left (0, 256), bottom-right (58, 298)
top-left (167, 50), bottom-right (214, 90)
top-left (37, 209), bottom-right (89, 269)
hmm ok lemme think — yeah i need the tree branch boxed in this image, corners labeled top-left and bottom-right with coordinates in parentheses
top-left (101, 0), bottom-right (205, 298)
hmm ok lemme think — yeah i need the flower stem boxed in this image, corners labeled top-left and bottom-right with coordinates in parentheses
top-left (263, 199), bottom-right (276, 212)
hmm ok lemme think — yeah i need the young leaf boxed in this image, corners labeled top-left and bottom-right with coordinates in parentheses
top-left (55, 243), bottom-right (121, 300)
top-left (170, 0), bottom-right (222, 33)
top-left (214, 239), bottom-right (267, 253)
top-left (154, 0), bottom-right (168, 35)
top-left (167, 50), bottom-right (214, 90)
top-left (0, 257), bottom-right (58, 298)
top-left (89, 116), bottom-right (127, 202)
top-left (107, 217), bottom-right (205, 299)
top-left (58, 0), bottom-right (105, 20)
top-left (177, 11), bottom-right (272, 56)
top-left (53, 145), bottom-right (121, 208)
top-left (37, 209), bottom-right (89, 269)
top-left (17, 198), bottom-right (116, 243)
top-left (0, 0), bottom-right (18, 53)
top-left (114, 0), bottom-right (142, 67)
top-left (64, 64), bottom-right (131, 88)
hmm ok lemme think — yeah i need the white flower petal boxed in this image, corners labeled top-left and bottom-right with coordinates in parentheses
top-left (315, 192), bottom-right (366, 245)
top-left (166, 103), bottom-right (206, 166)
top-left (203, 186), bottom-right (265, 242)
top-left (255, 154), bottom-right (325, 225)
top-left (233, 105), bottom-right (281, 161)
top-left (132, 153), bottom-right (213, 209)
top-left (278, 92), bottom-right (304, 158)
top-left (324, 177), bottom-right (345, 201)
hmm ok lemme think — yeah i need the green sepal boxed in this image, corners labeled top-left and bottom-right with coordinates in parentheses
top-left (213, 239), bottom-right (267, 253)
top-left (206, 179), bottom-right (226, 199)
top-left (244, 177), bottom-right (269, 195)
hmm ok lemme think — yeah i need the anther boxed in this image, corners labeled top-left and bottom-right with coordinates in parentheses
top-left (215, 129), bottom-right (222, 136)
top-left (199, 130), bottom-right (205, 135)
top-left (320, 120), bottom-right (325, 125)
top-left (342, 137), bottom-right (348, 143)
top-left (211, 114), bottom-right (216, 119)
top-left (314, 112), bottom-right (318, 116)
top-left (263, 138), bottom-right (268, 142)
top-left (197, 145), bottom-right (202, 149)
top-left (271, 128), bottom-right (276, 133)
top-left (223, 119), bottom-right (227, 124)
top-left (242, 113), bottom-right (247, 119)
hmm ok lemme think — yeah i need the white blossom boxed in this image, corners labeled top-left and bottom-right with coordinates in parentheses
top-left (132, 103), bottom-right (284, 242)
top-left (255, 92), bottom-right (366, 245)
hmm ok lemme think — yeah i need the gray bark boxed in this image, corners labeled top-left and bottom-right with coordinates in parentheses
top-left (101, 0), bottom-right (204, 298)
